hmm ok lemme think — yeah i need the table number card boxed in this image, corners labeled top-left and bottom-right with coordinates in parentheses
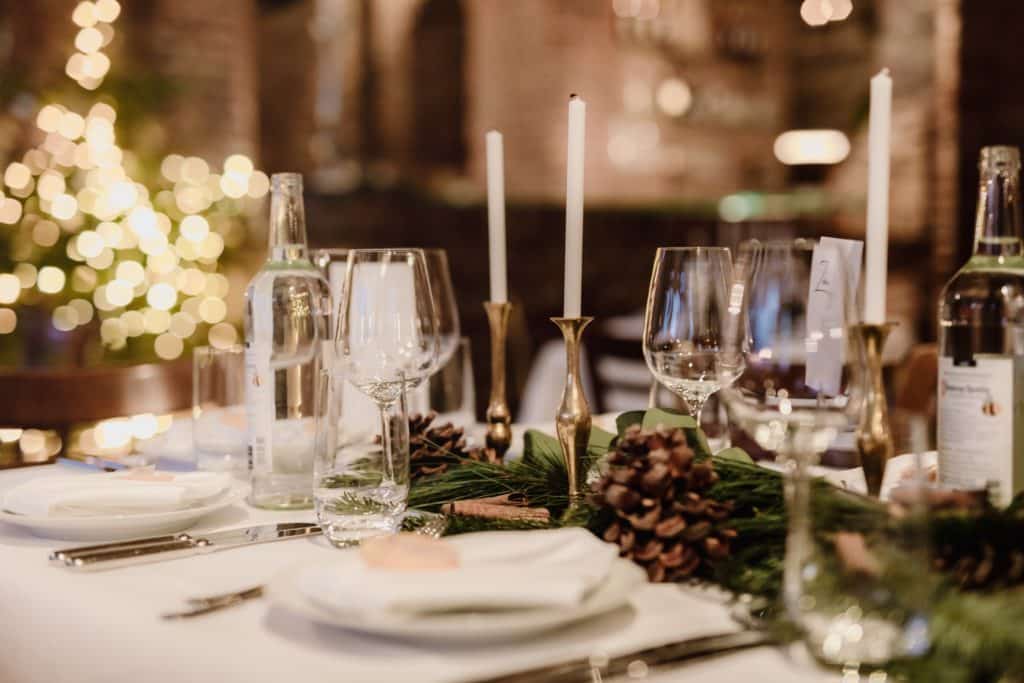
top-left (805, 237), bottom-right (863, 395)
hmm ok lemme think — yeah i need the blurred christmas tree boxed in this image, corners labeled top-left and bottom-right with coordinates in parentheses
top-left (0, 0), bottom-right (268, 368)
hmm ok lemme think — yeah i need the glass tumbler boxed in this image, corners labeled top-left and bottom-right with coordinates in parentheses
top-left (192, 345), bottom-right (248, 475)
top-left (314, 368), bottom-right (411, 547)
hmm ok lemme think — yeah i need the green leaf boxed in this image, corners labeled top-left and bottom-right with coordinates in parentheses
top-left (714, 447), bottom-right (754, 464)
top-left (522, 429), bottom-right (564, 472)
top-left (588, 426), bottom-right (616, 454)
top-left (615, 410), bottom-right (645, 436)
top-left (641, 408), bottom-right (697, 431)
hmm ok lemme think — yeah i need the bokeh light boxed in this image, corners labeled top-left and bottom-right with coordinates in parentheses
top-left (0, 308), bottom-right (15, 334)
top-left (154, 332), bottom-right (183, 360)
top-left (208, 322), bottom-right (238, 348)
top-left (38, 266), bottom-right (66, 294)
top-left (1, 0), bottom-right (255, 366)
top-left (0, 275), bottom-right (20, 304)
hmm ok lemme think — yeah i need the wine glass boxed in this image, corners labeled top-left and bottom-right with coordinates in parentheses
top-left (642, 247), bottom-right (743, 427)
top-left (719, 239), bottom-right (923, 667)
top-left (423, 249), bottom-right (461, 368)
top-left (335, 248), bottom-right (440, 484)
top-left (717, 239), bottom-right (858, 459)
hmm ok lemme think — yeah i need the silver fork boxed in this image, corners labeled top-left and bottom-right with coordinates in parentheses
top-left (163, 585), bottom-right (264, 620)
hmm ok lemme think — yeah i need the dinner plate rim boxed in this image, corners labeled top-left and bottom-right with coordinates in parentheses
top-left (0, 484), bottom-right (245, 536)
top-left (265, 555), bottom-right (646, 643)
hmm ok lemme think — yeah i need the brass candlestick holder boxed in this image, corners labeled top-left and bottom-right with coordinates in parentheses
top-left (483, 302), bottom-right (513, 458)
top-left (853, 322), bottom-right (896, 497)
top-left (552, 316), bottom-right (593, 505)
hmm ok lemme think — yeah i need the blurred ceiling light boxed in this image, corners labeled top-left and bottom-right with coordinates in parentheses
top-left (607, 121), bottom-right (660, 168)
top-left (773, 129), bottom-right (850, 165)
top-left (800, 0), bottom-right (832, 26)
top-left (656, 78), bottom-right (693, 117)
top-left (623, 80), bottom-right (652, 115)
top-left (830, 0), bottom-right (853, 21)
top-left (718, 193), bottom-right (758, 222)
top-left (613, 0), bottom-right (660, 20)
top-left (636, 0), bottom-right (660, 21)
top-left (612, 0), bottom-right (642, 19)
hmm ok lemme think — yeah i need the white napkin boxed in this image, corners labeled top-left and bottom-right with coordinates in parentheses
top-left (2, 471), bottom-right (232, 517)
top-left (299, 527), bottom-right (622, 615)
top-left (825, 451), bottom-right (938, 500)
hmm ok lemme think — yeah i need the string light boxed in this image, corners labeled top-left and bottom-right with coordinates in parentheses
top-left (208, 322), bottom-right (237, 348)
top-left (0, 1), bottom-right (269, 363)
top-left (154, 332), bottom-right (183, 360)
top-left (0, 309), bottom-right (15, 334)
top-left (38, 267), bottom-right (66, 294)
top-left (0, 275), bottom-right (20, 304)
top-left (14, 264), bottom-right (37, 289)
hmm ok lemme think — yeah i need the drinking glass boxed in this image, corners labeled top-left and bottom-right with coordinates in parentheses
top-left (334, 248), bottom-right (439, 501)
top-left (192, 345), bottom-right (247, 475)
top-left (719, 239), bottom-right (928, 668)
top-left (314, 368), bottom-right (411, 546)
top-left (423, 249), bottom-right (461, 369)
top-left (643, 247), bottom-right (742, 427)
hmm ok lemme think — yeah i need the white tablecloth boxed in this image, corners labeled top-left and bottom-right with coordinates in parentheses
top-left (0, 463), bottom-right (833, 683)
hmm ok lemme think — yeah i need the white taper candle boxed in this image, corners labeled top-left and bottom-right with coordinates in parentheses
top-left (864, 69), bottom-right (892, 324)
top-left (564, 95), bottom-right (586, 318)
top-left (485, 130), bottom-right (507, 303)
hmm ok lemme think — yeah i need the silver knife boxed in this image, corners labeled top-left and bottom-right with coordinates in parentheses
top-left (50, 522), bottom-right (321, 564)
top-left (469, 630), bottom-right (775, 683)
top-left (58, 523), bottom-right (322, 571)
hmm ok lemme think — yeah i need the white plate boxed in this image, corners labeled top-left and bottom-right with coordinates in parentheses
top-left (265, 556), bottom-right (646, 643)
top-left (0, 485), bottom-right (246, 541)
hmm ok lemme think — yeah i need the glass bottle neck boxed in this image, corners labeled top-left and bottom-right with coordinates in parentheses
top-left (268, 175), bottom-right (309, 262)
top-left (973, 166), bottom-right (1023, 258)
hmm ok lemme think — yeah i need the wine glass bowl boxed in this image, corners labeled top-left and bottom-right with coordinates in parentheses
top-left (719, 239), bottom-right (858, 459)
top-left (642, 247), bottom-right (742, 424)
top-left (423, 248), bottom-right (461, 370)
top-left (335, 249), bottom-right (440, 404)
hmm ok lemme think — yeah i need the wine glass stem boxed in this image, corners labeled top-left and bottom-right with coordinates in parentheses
top-left (687, 397), bottom-right (707, 427)
top-left (378, 401), bottom-right (397, 483)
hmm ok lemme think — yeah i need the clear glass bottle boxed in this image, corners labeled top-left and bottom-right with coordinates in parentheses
top-left (938, 145), bottom-right (1024, 505)
top-left (245, 173), bottom-right (331, 509)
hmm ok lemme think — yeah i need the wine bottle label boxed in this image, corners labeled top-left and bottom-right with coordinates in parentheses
top-left (245, 276), bottom-right (276, 474)
top-left (937, 356), bottom-right (1024, 505)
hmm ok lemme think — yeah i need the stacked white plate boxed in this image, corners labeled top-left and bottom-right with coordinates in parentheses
top-left (266, 527), bottom-right (646, 642)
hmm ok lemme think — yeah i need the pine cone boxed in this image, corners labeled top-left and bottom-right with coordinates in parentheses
top-left (404, 412), bottom-right (500, 480)
top-left (590, 424), bottom-right (736, 582)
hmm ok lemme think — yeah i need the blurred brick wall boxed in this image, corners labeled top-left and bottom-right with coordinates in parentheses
top-left (462, 0), bottom-right (790, 202)
top-left (132, 0), bottom-right (260, 161)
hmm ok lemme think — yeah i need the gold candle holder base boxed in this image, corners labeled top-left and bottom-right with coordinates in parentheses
top-left (853, 322), bottom-right (896, 498)
top-left (551, 316), bottom-right (593, 505)
top-left (483, 302), bottom-right (513, 459)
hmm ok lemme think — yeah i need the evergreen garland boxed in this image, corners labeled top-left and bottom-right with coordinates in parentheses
top-left (408, 409), bottom-right (1024, 681)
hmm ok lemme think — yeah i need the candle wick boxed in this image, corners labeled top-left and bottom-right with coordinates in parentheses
top-left (569, 93), bottom-right (578, 100)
